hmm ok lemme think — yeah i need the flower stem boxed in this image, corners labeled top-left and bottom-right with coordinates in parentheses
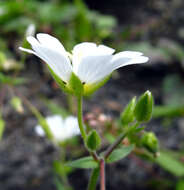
top-left (104, 132), bottom-right (127, 159)
top-left (77, 96), bottom-right (87, 141)
top-left (87, 167), bottom-right (100, 190)
top-left (100, 159), bottom-right (105, 190)
top-left (104, 122), bottom-right (140, 159)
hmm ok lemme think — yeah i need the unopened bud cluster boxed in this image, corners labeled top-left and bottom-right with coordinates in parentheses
top-left (121, 90), bottom-right (153, 125)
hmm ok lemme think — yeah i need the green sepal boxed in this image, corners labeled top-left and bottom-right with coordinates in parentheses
top-left (106, 145), bottom-right (134, 163)
top-left (141, 132), bottom-right (159, 154)
top-left (120, 96), bottom-right (136, 125)
top-left (67, 156), bottom-right (98, 169)
top-left (83, 75), bottom-right (111, 96)
top-left (134, 90), bottom-right (154, 122)
top-left (86, 130), bottom-right (101, 151)
top-left (48, 66), bottom-right (73, 94)
top-left (68, 72), bottom-right (83, 96)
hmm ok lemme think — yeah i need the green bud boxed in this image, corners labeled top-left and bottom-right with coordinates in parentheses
top-left (86, 130), bottom-right (101, 151)
top-left (120, 96), bottom-right (136, 125)
top-left (10, 96), bottom-right (24, 114)
top-left (141, 132), bottom-right (159, 153)
top-left (134, 90), bottom-right (153, 122)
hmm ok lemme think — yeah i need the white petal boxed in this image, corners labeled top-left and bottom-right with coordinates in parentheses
top-left (72, 42), bottom-right (97, 54)
top-left (76, 55), bottom-right (113, 84)
top-left (85, 51), bottom-right (149, 84)
top-left (36, 33), bottom-right (66, 53)
top-left (109, 51), bottom-right (149, 70)
top-left (117, 51), bottom-right (143, 58)
top-left (72, 42), bottom-right (115, 56)
top-left (19, 47), bottom-right (36, 55)
top-left (25, 36), bottom-right (72, 82)
top-left (72, 42), bottom-right (115, 74)
top-left (98, 45), bottom-right (115, 55)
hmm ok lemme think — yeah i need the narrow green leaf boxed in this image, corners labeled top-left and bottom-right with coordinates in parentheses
top-left (155, 151), bottom-right (184, 177)
top-left (43, 99), bottom-right (70, 118)
top-left (54, 177), bottom-right (66, 190)
top-left (0, 118), bottom-right (5, 140)
top-left (176, 180), bottom-right (184, 190)
top-left (67, 156), bottom-right (98, 169)
top-left (106, 145), bottom-right (134, 163)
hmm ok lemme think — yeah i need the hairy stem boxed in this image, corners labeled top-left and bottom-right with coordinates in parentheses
top-left (104, 122), bottom-right (140, 159)
top-left (104, 132), bottom-right (127, 159)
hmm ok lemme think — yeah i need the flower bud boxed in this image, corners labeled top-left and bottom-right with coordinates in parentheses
top-left (141, 132), bottom-right (159, 153)
top-left (134, 90), bottom-right (153, 122)
top-left (120, 96), bottom-right (136, 125)
top-left (86, 130), bottom-right (101, 151)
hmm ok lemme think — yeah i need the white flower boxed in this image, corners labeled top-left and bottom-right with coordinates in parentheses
top-left (35, 115), bottom-right (80, 142)
top-left (19, 33), bottom-right (148, 86)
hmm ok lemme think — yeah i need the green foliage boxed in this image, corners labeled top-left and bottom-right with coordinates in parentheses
top-left (27, 103), bottom-right (54, 140)
top-left (0, 73), bottom-right (26, 85)
top-left (0, 0), bottom-right (116, 50)
top-left (134, 91), bottom-right (153, 122)
top-left (0, 117), bottom-right (5, 140)
top-left (54, 178), bottom-right (66, 190)
top-left (53, 160), bottom-right (72, 177)
top-left (43, 99), bottom-right (70, 119)
top-left (153, 105), bottom-right (184, 118)
top-left (176, 180), bottom-right (184, 190)
top-left (120, 96), bottom-right (136, 125)
top-left (67, 156), bottom-right (98, 169)
top-left (86, 130), bottom-right (101, 151)
top-left (155, 151), bottom-right (184, 177)
top-left (106, 145), bottom-right (134, 163)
